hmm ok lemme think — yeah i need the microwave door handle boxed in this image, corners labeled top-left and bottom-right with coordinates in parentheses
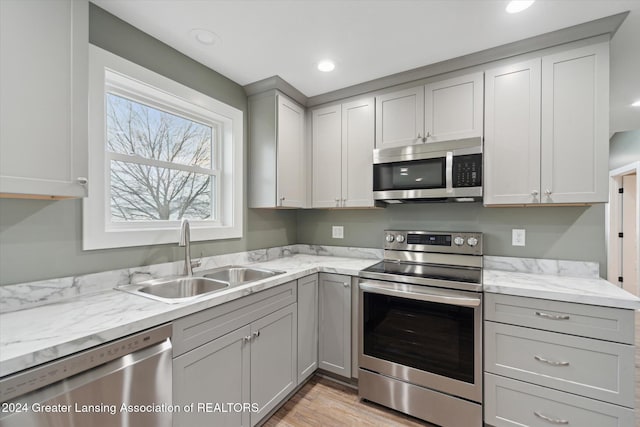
top-left (359, 282), bottom-right (480, 307)
top-left (445, 151), bottom-right (453, 193)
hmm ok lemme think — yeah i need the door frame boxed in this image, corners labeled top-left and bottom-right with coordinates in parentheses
top-left (607, 161), bottom-right (640, 295)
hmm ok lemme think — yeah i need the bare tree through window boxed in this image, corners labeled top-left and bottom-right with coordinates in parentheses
top-left (106, 94), bottom-right (215, 221)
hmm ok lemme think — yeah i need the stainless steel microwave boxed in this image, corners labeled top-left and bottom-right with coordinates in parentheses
top-left (373, 137), bottom-right (482, 203)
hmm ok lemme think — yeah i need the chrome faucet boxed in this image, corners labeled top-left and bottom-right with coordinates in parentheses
top-left (179, 218), bottom-right (200, 276)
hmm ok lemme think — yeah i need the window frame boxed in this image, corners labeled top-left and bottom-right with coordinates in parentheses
top-left (84, 45), bottom-right (243, 250)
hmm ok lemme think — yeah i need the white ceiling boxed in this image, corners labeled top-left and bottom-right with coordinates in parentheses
top-left (94, 0), bottom-right (640, 131)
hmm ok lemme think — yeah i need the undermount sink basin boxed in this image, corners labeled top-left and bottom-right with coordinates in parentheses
top-left (201, 265), bottom-right (285, 285)
top-left (117, 265), bottom-right (285, 303)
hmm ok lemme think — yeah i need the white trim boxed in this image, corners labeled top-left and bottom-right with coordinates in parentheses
top-left (84, 45), bottom-right (243, 250)
top-left (607, 161), bottom-right (640, 295)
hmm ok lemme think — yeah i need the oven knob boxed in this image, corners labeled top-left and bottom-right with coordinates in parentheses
top-left (453, 236), bottom-right (465, 246)
top-left (385, 234), bottom-right (395, 243)
top-left (396, 234), bottom-right (405, 243)
top-left (467, 237), bottom-right (479, 247)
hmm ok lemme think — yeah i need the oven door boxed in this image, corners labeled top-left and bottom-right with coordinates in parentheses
top-left (358, 279), bottom-right (482, 403)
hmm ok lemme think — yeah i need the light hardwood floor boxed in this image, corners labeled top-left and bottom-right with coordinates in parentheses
top-left (263, 376), bottom-right (435, 427)
top-left (267, 316), bottom-right (640, 426)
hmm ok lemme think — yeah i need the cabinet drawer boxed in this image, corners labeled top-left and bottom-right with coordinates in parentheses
top-left (485, 373), bottom-right (635, 427)
top-left (485, 293), bottom-right (634, 344)
top-left (485, 322), bottom-right (635, 407)
top-left (173, 281), bottom-right (296, 356)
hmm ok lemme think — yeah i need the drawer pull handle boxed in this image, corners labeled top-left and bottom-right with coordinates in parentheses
top-left (535, 311), bottom-right (570, 320)
top-left (534, 411), bottom-right (569, 424)
top-left (534, 355), bottom-right (570, 366)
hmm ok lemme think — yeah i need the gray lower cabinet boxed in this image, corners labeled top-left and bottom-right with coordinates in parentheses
top-left (318, 273), bottom-right (352, 378)
top-left (297, 274), bottom-right (319, 384)
top-left (484, 293), bottom-right (636, 427)
top-left (249, 304), bottom-right (297, 424)
top-left (172, 282), bottom-right (297, 427)
top-left (173, 325), bottom-right (251, 427)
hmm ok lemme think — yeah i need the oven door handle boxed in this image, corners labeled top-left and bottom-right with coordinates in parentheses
top-left (359, 281), bottom-right (481, 307)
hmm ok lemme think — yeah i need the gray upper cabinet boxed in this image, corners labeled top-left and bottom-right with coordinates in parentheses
top-left (375, 72), bottom-right (483, 149)
top-left (375, 86), bottom-right (424, 149)
top-left (540, 42), bottom-right (609, 204)
top-left (484, 59), bottom-right (542, 205)
top-left (249, 90), bottom-right (306, 208)
top-left (312, 97), bottom-right (375, 208)
top-left (297, 274), bottom-right (319, 383)
top-left (484, 41), bottom-right (609, 205)
top-left (318, 273), bottom-right (352, 378)
top-left (0, 0), bottom-right (88, 199)
top-left (424, 72), bottom-right (484, 143)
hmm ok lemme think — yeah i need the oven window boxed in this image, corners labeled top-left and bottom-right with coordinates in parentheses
top-left (373, 158), bottom-right (445, 191)
top-left (363, 292), bottom-right (474, 383)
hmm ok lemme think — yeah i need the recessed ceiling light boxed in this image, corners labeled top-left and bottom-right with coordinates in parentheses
top-left (506, 0), bottom-right (535, 14)
top-left (632, 100), bottom-right (640, 107)
top-left (189, 28), bottom-right (219, 46)
top-left (317, 60), bottom-right (336, 72)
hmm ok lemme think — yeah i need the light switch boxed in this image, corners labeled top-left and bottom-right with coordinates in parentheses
top-left (332, 226), bottom-right (344, 239)
top-left (512, 229), bottom-right (526, 246)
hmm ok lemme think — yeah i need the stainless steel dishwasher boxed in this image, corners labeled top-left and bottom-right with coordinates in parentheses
top-left (0, 324), bottom-right (172, 427)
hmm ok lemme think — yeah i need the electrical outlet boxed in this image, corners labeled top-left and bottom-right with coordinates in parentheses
top-left (332, 226), bottom-right (344, 239)
top-left (512, 229), bottom-right (526, 246)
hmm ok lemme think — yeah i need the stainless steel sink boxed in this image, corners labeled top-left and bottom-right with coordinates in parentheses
top-left (139, 277), bottom-right (229, 299)
top-left (201, 265), bottom-right (285, 285)
top-left (118, 277), bottom-right (230, 303)
top-left (117, 265), bottom-right (285, 303)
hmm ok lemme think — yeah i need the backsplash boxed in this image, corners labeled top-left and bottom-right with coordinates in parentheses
top-left (484, 256), bottom-right (599, 278)
top-left (0, 245), bottom-right (382, 313)
top-left (1, 246), bottom-right (603, 314)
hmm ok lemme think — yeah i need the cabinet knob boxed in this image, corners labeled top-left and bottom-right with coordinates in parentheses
top-left (335, 198), bottom-right (340, 206)
top-left (343, 282), bottom-right (350, 288)
top-left (279, 196), bottom-right (285, 206)
top-left (243, 335), bottom-right (252, 342)
top-left (544, 189), bottom-right (552, 196)
top-left (531, 190), bottom-right (539, 196)
top-left (77, 177), bottom-right (88, 186)
top-left (252, 330), bottom-right (260, 338)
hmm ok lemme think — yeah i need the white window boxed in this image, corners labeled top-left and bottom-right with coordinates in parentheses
top-left (84, 45), bottom-right (243, 250)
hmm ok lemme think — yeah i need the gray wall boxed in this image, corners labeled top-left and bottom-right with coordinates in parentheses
top-left (610, 130), bottom-right (640, 170)
top-left (0, 5), bottom-right (296, 286)
top-left (297, 204), bottom-right (607, 276)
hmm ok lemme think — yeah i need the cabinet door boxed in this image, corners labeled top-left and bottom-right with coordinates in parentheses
top-left (250, 304), bottom-right (297, 426)
top-left (318, 273), bottom-right (352, 378)
top-left (541, 42), bottom-right (609, 204)
top-left (297, 274), bottom-right (319, 383)
top-left (424, 72), bottom-right (483, 143)
top-left (375, 86), bottom-right (424, 149)
top-left (312, 104), bottom-right (342, 208)
top-left (276, 94), bottom-right (305, 207)
top-left (0, 0), bottom-right (88, 198)
top-left (484, 60), bottom-right (541, 205)
top-left (173, 325), bottom-right (251, 427)
top-left (342, 97), bottom-right (375, 207)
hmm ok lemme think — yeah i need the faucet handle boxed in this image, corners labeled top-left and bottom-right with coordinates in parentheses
top-left (191, 259), bottom-right (202, 269)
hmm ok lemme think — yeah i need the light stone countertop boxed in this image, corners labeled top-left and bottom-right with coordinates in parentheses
top-left (483, 268), bottom-right (640, 310)
top-left (0, 255), bottom-right (378, 378)
top-left (3, 252), bottom-right (640, 379)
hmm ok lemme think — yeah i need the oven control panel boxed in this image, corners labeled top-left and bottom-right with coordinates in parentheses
top-left (384, 230), bottom-right (482, 255)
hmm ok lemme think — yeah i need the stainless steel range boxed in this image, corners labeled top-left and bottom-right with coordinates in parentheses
top-left (358, 230), bottom-right (483, 427)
